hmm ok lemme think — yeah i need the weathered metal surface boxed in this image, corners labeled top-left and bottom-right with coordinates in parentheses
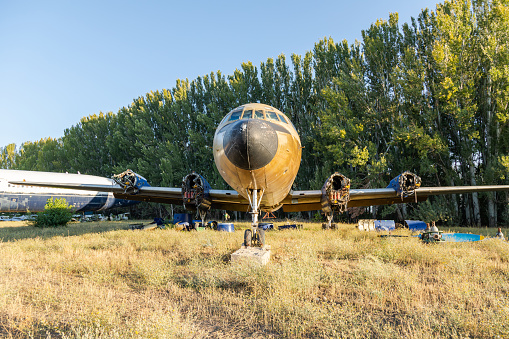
top-left (213, 103), bottom-right (301, 211)
top-left (223, 119), bottom-right (279, 170)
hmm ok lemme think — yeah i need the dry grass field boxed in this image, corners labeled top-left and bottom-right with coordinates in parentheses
top-left (0, 220), bottom-right (508, 338)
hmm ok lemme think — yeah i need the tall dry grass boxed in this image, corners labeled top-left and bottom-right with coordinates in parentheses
top-left (0, 220), bottom-right (507, 338)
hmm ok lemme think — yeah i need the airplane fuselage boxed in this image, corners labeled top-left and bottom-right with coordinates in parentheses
top-left (213, 103), bottom-right (301, 211)
top-left (0, 169), bottom-right (137, 213)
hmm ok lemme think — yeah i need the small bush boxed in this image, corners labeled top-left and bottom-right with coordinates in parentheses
top-left (32, 197), bottom-right (74, 228)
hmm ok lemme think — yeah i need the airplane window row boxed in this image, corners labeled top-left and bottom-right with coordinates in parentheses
top-left (227, 109), bottom-right (290, 124)
top-left (7, 184), bottom-right (43, 189)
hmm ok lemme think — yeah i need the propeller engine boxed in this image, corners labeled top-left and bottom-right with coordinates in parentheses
top-left (387, 171), bottom-right (422, 201)
top-left (321, 173), bottom-right (351, 228)
top-left (182, 172), bottom-right (212, 216)
top-left (112, 169), bottom-right (150, 194)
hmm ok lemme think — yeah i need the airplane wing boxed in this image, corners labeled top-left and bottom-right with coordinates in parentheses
top-left (10, 170), bottom-right (509, 214)
top-left (282, 185), bottom-right (509, 212)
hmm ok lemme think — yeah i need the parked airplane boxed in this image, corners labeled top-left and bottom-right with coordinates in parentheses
top-left (0, 169), bottom-right (139, 213)
top-left (10, 103), bottom-right (509, 246)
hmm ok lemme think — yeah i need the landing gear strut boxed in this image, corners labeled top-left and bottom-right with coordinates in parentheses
top-left (243, 189), bottom-right (266, 247)
top-left (322, 213), bottom-right (333, 230)
top-left (198, 208), bottom-right (207, 230)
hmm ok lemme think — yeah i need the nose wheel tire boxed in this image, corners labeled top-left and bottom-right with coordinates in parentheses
top-left (257, 228), bottom-right (265, 246)
top-left (244, 228), bottom-right (265, 247)
top-left (244, 229), bottom-right (252, 247)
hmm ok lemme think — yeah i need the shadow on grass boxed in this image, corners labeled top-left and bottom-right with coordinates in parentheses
top-left (0, 221), bottom-right (132, 242)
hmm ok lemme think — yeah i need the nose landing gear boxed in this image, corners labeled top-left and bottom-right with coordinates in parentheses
top-left (230, 188), bottom-right (272, 265)
top-left (243, 188), bottom-right (266, 247)
top-left (244, 227), bottom-right (265, 247)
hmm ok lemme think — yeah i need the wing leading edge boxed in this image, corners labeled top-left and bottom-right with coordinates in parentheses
top-left (283, 185), bottom-right (509, 212)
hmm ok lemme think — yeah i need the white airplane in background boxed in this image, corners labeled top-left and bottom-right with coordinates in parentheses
top-left (0, 169), bottom-right (139, 213)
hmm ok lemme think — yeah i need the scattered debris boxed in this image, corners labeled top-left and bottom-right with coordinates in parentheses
top-left (259, 223), bottom-right (274, 231)
top-left (358, 219), bottom-right (395, 231)
top-left (278, 224), bottom-right (303, 230)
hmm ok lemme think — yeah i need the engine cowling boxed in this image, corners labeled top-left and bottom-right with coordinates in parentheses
top-left (181, 172), bottom-right (212, 211)
top-left (387, 171), bottom-right (421, 199)
top-left (112, 169), bottom-right (150, 194)
top-left (321, 172), bottom-right (351, 214)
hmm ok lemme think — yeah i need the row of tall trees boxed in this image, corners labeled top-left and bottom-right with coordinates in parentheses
top-left (3, 0), bottom-right (509, 226)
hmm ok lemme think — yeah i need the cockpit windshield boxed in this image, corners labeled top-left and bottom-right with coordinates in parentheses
top-left (242, 110), bottom-right (253, 119)
top-left (228, 110), bottom-right (242, 121)
top-left (265, 111), bottom-right (279, 121)
top-left (226, 107), bottom-right (291, 124)
top-left (277, 113), bottom-right (288, 124)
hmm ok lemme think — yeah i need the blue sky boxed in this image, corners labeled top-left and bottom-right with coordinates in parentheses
top-left (0, 0), bottom-right (441, 148)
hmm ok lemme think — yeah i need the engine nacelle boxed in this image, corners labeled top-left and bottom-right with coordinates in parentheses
top-left (182, 172), bottom-right (212, 211)
top-left (321, 172), bottom-right (351, 214)
top-left (387, 171), bottom-right (421, 199)
top-left (112, 169), bottom-right (150, 194)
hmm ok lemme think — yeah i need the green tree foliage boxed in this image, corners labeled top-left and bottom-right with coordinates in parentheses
top-left (31, 197), bottom-right (74, 228)
top-left (63, 112), bottom-right (115, 176)
top-left (4, 0), bottom-right (509, 226)
top-left (0, 144), bottom-right (18, 169)
top-left (15, 138), bottom-right (66, 172)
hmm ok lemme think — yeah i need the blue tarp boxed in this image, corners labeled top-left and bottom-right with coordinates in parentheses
top-left (406, 220), bottom-right (427, 231)
top-left (442, 233), bottom-right (483, 242)
top-left (374, 220), bottom-right (395, 231)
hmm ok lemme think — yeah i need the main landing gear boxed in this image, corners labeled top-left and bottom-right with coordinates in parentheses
top-left (243, 189), bottom-right (266, 247)
top-left (322, 213), bottom-right (337, 230)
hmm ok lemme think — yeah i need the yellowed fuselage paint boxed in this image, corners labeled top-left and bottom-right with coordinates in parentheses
top-left (213, 103), bottom-right (301, 211)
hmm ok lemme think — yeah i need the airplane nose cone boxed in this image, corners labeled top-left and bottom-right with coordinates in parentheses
top-left (223, 119), bottom-right (278, 170)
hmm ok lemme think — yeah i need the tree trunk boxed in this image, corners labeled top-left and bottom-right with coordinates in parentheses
top-left (465, 195), bottom-right (472, 226)
top-left (469, 163), bottom-right (481, 227)
top-left (485, 73), bottom-right (496, 227)
top-left (488, 192), bottom-right (496, 227)
top-left (450, 177), bottom-right (459, 219)
top-left (395, 204), bottom-right (404, 222)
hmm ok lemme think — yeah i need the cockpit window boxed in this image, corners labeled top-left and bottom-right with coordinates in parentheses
top-left (220, 113), bottom-right (230, 125)
top-left (242, 110), bottom-right (253, 119)
top-left (266, 111), bottom-right (279, 121)
top-left (228, 110), bottom-right (242, 121)
top-left (254, 110), bottom-right (264, 119)
top-left (277, 113), bottom-right (288, 124)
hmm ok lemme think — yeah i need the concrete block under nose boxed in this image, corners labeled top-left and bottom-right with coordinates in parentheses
top-left (231, 245), bottom-right (271, 266)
